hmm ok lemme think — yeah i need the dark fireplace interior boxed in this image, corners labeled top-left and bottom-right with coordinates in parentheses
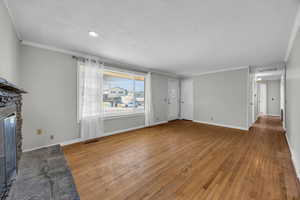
top-left (0, 113), bottom-right (17, 199)
top-left (0, 78), bottom-right (25, 200)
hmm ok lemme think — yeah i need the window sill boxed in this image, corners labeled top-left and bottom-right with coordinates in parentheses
top-left (103, 112), bottom-right (145, 120)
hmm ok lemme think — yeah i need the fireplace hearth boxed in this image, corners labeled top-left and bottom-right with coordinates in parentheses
top-left (0, 78), bottom-right (26, 200)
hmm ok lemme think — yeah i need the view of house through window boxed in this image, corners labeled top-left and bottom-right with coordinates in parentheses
top-left (103, 71), bottom-right (145, 115)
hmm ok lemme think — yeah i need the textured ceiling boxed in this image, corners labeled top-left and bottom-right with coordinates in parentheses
top-left (7, 0), bottom-right (299, 75)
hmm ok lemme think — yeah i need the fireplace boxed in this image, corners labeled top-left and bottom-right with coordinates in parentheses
top-left (0, 78), bottom-right (25, 200)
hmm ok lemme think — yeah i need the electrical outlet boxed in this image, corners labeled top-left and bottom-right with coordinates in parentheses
top-left (210, 117), bottom-right (214, 121)
top-left (36, 129), bottom-right (42, 135)
top-left (50, 135), bottom-right (54, 140)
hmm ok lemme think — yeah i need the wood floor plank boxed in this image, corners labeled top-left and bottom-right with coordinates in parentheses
top-left (64, 117), bottom-right (300, 200)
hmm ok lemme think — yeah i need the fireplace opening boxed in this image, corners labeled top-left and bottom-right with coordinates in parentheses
top-left (0, 113), bottom-right (17, 199)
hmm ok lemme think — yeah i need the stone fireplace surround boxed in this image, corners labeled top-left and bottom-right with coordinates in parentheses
top-left (0, 77), bottom-right (80, 200)
top-left (0, 77), bottom-right (25, 199)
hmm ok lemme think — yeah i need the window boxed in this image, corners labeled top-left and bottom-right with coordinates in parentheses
top-left (103, 71), bottom-right (145, 115)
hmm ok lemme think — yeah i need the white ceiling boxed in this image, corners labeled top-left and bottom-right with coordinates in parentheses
top-left (7, 0), bottom-right (299, 75)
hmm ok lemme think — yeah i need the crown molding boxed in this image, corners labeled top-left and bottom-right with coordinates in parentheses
top-left (285, 4), bottom-right (300, 62)
top-left (21, 41), bottom-right (250, 79)
top-left (21, 40), bottom-right (179, 78)
top-left (185, 66), bottom-right (249, 77)
top-left (21, 40), bottom-right (91, 58)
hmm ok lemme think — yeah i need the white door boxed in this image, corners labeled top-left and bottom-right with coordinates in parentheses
top-left (168, 79), bottom-right (179, 121)
top-left (248, 71), bottom-right (255, 126)
top-left (181, 79), bottom-right (193, 120)
top-left (152, 74), bottom-right (168, 123)
top-left (253, 81), bottom-right (259, 121)
top-left (259, 83), bottom-right (267, 115)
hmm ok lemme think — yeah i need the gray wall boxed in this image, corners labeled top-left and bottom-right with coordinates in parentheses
top-left (266, 80), bottom-right (280, 116)
top-left (104, 114), bottom-right (145, 134)
top-left (20, 45), bottom-right (146, 150)
top-left (20, 45), bottom-right (79, 150)
top-left (193, 68), bottom-right (248, 130)
top-left (286, 29), bottom-right (300, 177)
top-left (0, 1), bottom-right (20, 84)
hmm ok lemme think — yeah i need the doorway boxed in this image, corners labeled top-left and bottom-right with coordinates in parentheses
top-left (180, 79), bottom-right (193, 120)
top-left (248, 64), bottom-right (285, 128)
top-left (258, 82), bottom-right (267, 115)
top-left (168, 79), bottom-right (179, 121)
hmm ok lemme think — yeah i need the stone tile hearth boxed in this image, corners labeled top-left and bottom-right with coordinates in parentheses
top-left (7, 145), bottom-right (79, 200)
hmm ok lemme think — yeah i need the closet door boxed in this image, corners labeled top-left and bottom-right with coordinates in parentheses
top-left (181, 79), bottom-right (193, 120)
top-left (152, 74), bottom-right (168, 124)
top-left (168, 79), bottom-right (179, 121)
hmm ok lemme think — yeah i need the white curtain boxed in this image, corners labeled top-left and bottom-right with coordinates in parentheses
top-left (145, 72), bottom-right (153, 127)
top-left (78, 59), bottom-right (104, 140)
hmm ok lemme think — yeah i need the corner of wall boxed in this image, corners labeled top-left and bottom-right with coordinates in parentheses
top-left (285, 134), bottom-right (300, 181)
top-left (0, 0), bottom-right (21, 85)
top-left (285, 4), bottom-right (300, 62)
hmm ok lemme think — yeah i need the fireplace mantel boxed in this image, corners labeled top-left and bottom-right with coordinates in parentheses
top-left (0, 79), bottom-right (26, 94)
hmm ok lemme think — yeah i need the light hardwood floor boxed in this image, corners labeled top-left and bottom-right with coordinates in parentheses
top-left (64, 117), bottom-right (300, 200)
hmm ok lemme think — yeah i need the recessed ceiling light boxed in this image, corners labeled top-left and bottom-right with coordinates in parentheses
top-left (89, 31), bottom-right (99, 37)
top-left (257, 77), bottom-right (262, 81)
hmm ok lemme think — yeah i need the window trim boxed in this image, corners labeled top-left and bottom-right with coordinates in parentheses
top-left (102, 69), bottom-right (145, 117)
top-left (103, 111), bottom-right (145, 120)
top-left (103, 66), bottom-right (147, 77)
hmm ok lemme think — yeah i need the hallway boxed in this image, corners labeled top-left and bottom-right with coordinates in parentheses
top-left (252, 115), bottom-right (284, 132)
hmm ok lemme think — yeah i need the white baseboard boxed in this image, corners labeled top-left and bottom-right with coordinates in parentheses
top-left (151, 121), bottom-right (168, 126)
top-left (285, 134), bottom-right (300, 180)
top-left (22, 141), bottom-right (66, 152)
top-left (193, 120), bottom-right (248, 131)
top-left (102, 125), bottom-right (145, 137)
top-left (23, 125), bottom-right (146, 152)
top-left (266, 114), bottom-right (281, 117)
top-left (23, 137), bottom-right (85, 152)
top-left (22, 121), bottom-right (177, 152)
top-left (60, 138), bottom-right (83, 146)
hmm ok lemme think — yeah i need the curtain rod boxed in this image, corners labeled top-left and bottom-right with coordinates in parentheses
top-left (72, 55), bottom-right (104, 65)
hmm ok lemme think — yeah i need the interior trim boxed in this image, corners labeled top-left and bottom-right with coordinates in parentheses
top-left (104, 112), bottom-right (145, 120)
top-left (21, 40), bottom-right (179, 78)
top-left (285, 133), bottom-right (300, 180)
top-left (285, 4), bottom-right (300, 61)
top-left (23, 125), bottom-right (146, 152)
top-left (193, 120), bottom-right (249, 131)
top-left (188, 66), bottom-right (249, 77)
top-left (152, 121), bottom-right (168, 126)
top-left (102, 125), bottom-right (145, 137)
top-left (3, 0), bottom-right (21, 39)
